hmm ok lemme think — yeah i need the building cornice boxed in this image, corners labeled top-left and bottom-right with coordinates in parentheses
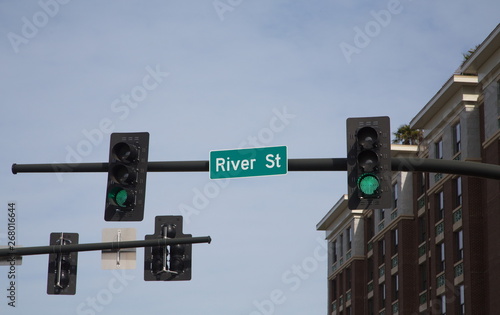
top-left (460, 23), bottom-right (500, 75)
top-left (410, 75), bottom-right (478, 129)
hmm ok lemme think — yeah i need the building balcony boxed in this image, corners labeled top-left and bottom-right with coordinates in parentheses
top-left (417, 195), bottom-right (426, 212)
top-left (390, 209), bottom-right (398, 220)
top-left (391, 254), bottom-right (398, 275)
top-left (331, 261), bottom-right (338, 274)
top-left (366, 280), bottom-right (373, 294)
top-left (436, 272), bottom-right (446, 295)
top-left (453, 206), bottom-right (463, 231)
top-left (437, 273), bottom-right (445, 287)
top-left (378, 220), bottom-right (385, 232)
top-left (435, 220), bottom-right (444, 235)
top-left (379, 264), bottom-right (386, 284)
top-left (419, 291), bottom-right (427, 313)
top-left (391, 254), bottom-right (398, 268)
top-left (454, 260), bottom-right (464, 285)
top-left (392, 300), bottom-right (399, 315)
top-left (435, 220), bottom-right (444, 243)
top-left (367, 240), bottom-right (373, 257)
top-left (419, 291), bottom-right (427, 305)
top-left (434, 172), bottom-right (443, 183)
top-left (418, 242), bottom-right (426, 259)
top-left (331, 296), bottom-right (343, 315)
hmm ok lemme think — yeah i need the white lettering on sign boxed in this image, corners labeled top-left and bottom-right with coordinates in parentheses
top-left (215, 157), bottom-right (256, 172)
top-left (265, 154), bottom-right (282, 169)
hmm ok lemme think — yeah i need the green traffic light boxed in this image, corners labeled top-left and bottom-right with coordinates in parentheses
top-left (108, 187), bottom-right (133, 208)
top-left (115, 189), bottom-right (129, 207)
top-left (357, 173), bottom-right (380, 196)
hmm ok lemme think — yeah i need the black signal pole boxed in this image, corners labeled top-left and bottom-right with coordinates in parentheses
top-left (11, 158), bottom-right (500, 180)
top-left (0, 236), bottom-right (211, 258)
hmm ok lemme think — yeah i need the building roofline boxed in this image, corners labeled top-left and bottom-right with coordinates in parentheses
top-left (410, 74), bottom-right (478, 129)
top-left (316, 194), bottom-right (348, 231)
top-left (391, 144), bottom-right (418, 154)
top-left (460, 23), bottom-right (500, 75)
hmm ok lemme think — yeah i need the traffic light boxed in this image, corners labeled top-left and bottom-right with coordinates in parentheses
top-left (347, 116), bottom-right (391, 210)
top-left (47, 232), bottom-right (78, 295)
top-left (144, 216), bottom-right (192, 281)
top-left (105, 132), bottom-right (149, 221)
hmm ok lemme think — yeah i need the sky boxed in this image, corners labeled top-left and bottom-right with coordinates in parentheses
top-left (0, 1), bottom-right (499, 314)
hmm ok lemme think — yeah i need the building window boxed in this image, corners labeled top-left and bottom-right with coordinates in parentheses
top-left (367, 215), bottom-right (374, 239)
top-left (340, 234), bottom-right (344, 257)
top-left (419, 262), bottom-right (427, 292)
top-left (418, 215), bottom-right (427, 243)
top-left (332, 240), bottom-right (338, 263)
top-left (368, 298), bottom-right (374, 315)
top-left (346, 227), bottom-right (352, 251)
top-left (346, 267), bottom-right (352, 290)
top-left (496, 80), bottom-right (500, 129)
top-left (497, 80), bottom-right (500, 109)
top-left (380, 208), bottom-right (385, 221)
top-left (391, 228), bottom-right (399, 254)
top-left (455, 230), bottom-right (464, 261)
top-left (440, 294), bottom-right (447, 315)
top-left (393, 182), bottom-right (398, 209)
top-left (457, 285), bottom-right (465, 315)
top-left (437, 243), bottom-right (445, 273)
top-left (339, 271), bottom-right (343, 293)
top-left (392, 273), bottom-right (399, 301)
top-left (379, 239), bottom-right (386, 265)
top-left (368, 257), bottom-right (374, 281)
top-left (332, 278), bottom-right (337, 300)
top-left (436, 191), bottom-right (444, 221)
top-left (379, 283), bottom-right (386, 310)
top-left (497, 80), bottom-right (500, 128)
top-left (454, 177), bottom-right (463, 207)
top-left (453, 122), bottom-right (461, 154)
top-left (435, 139), bottom-right (443, 159)
top-left (418, 172), bottom-right (427, 195)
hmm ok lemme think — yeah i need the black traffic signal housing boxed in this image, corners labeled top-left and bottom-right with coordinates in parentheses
top-left (347, 116), bottom-right (391, 210)
top-left (47, 232), bottom-right (78, 295)
top-left (105, 132), bottom-right (149, 221)
top-left (144, 216), bottom-right (192, 281)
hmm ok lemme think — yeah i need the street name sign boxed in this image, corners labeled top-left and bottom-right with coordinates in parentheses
top-left (210, 146), bottom-right (288, 179)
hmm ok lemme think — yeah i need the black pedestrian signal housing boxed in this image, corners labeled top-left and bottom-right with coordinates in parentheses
top-left (144, 216), bottom-right (192, 281)
top-left (347, 116), bottom-right (391, 210)
top-left (105, 132), bottom-right (149, 221)
top-left (47, 232), bottom-right (78, 295)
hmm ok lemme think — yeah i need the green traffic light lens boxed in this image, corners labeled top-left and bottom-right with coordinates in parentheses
top-left (357, 173), bottom-right (380, 196)
top-left (108, 187), bottom-right (134, 208)
top-left (115, 189), bottom-right (129, 207)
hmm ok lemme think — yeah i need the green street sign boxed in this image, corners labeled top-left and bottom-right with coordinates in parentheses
top-left (210, 146), bottom-right (288, 179)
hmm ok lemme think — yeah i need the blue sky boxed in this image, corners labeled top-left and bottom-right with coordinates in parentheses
top-left (0, 1), bottom-right (499, 314)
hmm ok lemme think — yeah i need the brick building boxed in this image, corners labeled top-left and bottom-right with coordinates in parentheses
top-left (317, 24), bottom-right (500, 315)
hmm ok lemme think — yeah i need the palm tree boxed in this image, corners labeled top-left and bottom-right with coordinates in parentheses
top-left (392, 124), bottom-right (423, 145)
top-left (462, 44), bottom-right (479, 63)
